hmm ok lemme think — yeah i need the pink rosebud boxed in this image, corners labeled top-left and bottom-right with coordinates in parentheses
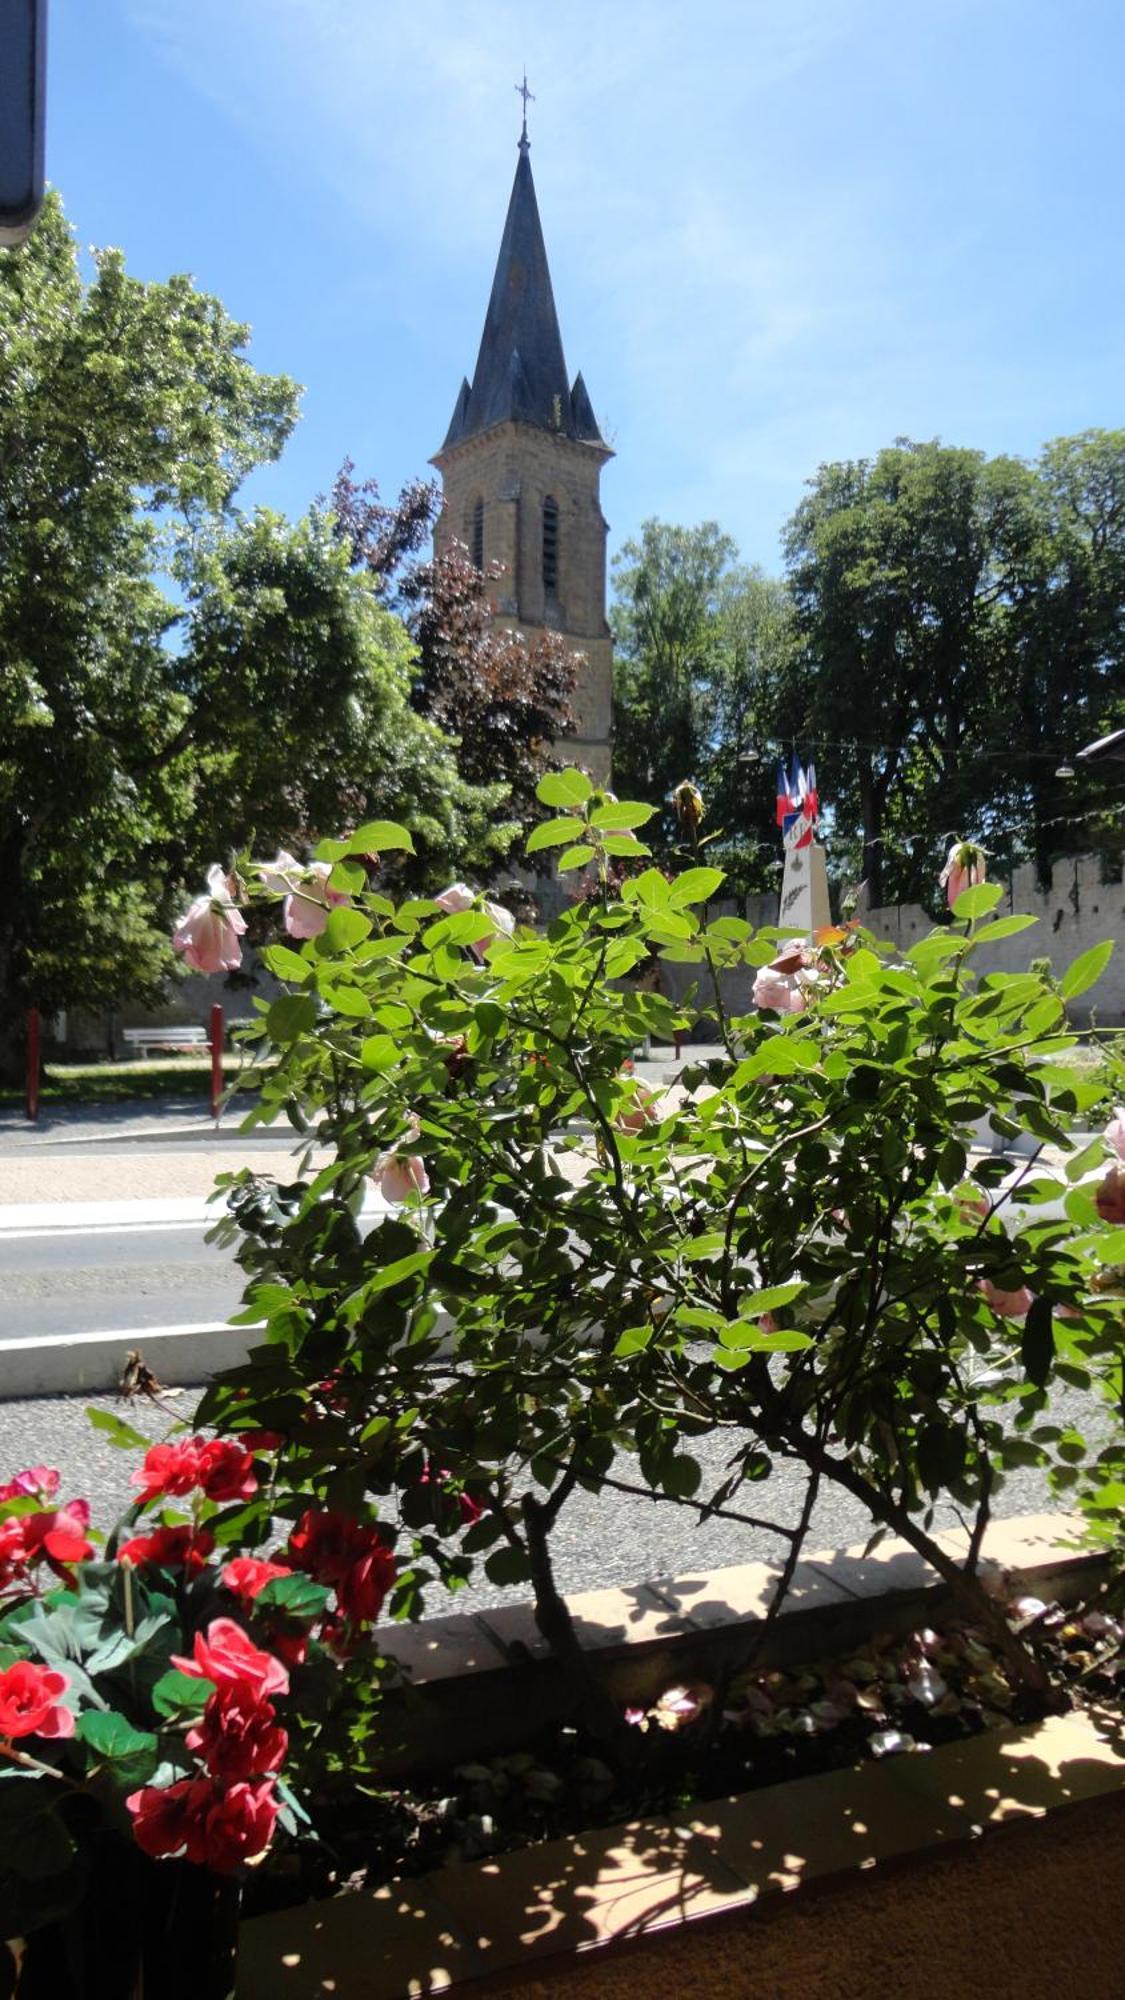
top-left (0, 1467), bottom-right (60, 1503)
top-left (172, 866), bottom-right (247, 975)
top-left (470, 899), bottom-right (516, 960)
top-left (375, 1152), bottom-right (430, 1203)
top-left (980, 1278), bottom-right (1034, 1318)
top-left (753, 967), bottom-right (804, 1014)
top-left (939, 840), bottom-right (987, 911)
top-left (1095, 1165), bottom-right (1125, 1225)
top-left (1105, 1108), bottom-right (1125, 1164)
top-left (433, 882), bottom-right (476, 915)
top-left (283, 861), bottom-right (348, 941)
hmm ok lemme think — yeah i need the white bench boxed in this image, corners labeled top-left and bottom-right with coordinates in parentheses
top-left (121, 1025), bottom-right (210, 1058)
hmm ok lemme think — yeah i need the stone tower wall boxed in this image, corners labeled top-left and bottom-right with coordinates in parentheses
top-left (434, 420), bottom-right (613, 784)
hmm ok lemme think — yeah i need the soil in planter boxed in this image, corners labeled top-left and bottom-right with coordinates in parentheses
top-left (242, 1585), bottom-right (1125, 1923)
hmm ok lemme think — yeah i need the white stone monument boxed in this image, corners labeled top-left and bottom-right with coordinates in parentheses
top-left (775, 756), bottom-right (830, 938)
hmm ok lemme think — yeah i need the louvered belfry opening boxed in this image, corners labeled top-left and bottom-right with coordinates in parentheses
top-left (542, 495), bottom-right (559, 594)
top-left (469, 496), bottom-right (485, 571)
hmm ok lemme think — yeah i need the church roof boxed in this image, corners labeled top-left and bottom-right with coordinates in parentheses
top-left (441, 137), bottom-right (606, 452)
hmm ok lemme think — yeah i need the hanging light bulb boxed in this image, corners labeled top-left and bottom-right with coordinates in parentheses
top-left (1055, 761), bottom-right (1076, 779)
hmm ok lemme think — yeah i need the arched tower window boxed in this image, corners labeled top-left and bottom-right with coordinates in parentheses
top-left (542, 496), bottom-right (559, 595)
top-left (468, 497), bottom-right (484, 571)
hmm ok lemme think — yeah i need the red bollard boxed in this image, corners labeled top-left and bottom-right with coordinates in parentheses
top-left (209, 1003), bottom-right (224, 1122)
top-left (26, 1007), bottom-right (40, 1122)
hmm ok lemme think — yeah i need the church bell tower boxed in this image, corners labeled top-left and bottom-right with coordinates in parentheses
top-left (430, 98), bottom-right (613, 783)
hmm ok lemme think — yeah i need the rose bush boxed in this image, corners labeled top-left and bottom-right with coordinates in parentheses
top-left (166, 772), bottom-right (1123, 1751)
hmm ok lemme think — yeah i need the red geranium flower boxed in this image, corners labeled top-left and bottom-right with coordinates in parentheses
top-left (221, 1556), bottom-right (293, 1603)
top-left (127, 1775), bottom-right (280, 1873)
top-left (131, 1439), bottom-right (204, 1504)
top-left (336, 1544), bottom-right (396, 1627)
top-left (118, 1525), bottom-right (215, 1576)
top-left (0, 1661), bottom-right (74, 1740)
top-left (197, 1779), bottom-right (279, 1873)
top-left (196, 1439), bottom-right (259, 1503)
top-left (186, 1684), bottom-right (288, 1780)
top-left (171, 1617), bottom-right (289, 1700)
top-left (287, 1509), bottom-right (381, 1587)
top-left (127, 1777), bottom-right (211, 1863)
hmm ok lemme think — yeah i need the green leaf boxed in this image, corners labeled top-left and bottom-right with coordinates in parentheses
top-left (151, 1670), bottom-right (214, 1719)
top-left (321, 906), bottom-right (373, 952)
top-left (1021, 1297), bottom-right (1055, 1388)
top-left (318, 980), bottom-right (372, 1018)
top-left (347, 819), bottom-right (415, 854)
top-left (623, 869), bottom-right (671, 913)
top-left (261, 943), bottom-right (312, 982)
top-left (254, 1573), bottom-right (330, 1618)
top-left (667, 866), bottom-right (725, 908)
top-left (589, 801), bottom-right (656, 831)
top-left (536, 768), bottom-right (593, 809)
top-left (526, 816), bottom-right (583, 854)
top-left (485, 1545), bottom-right (533, 1586)
top-left (75, 1711), bottom-right (158, 1765)
top-left (601, 833), bottom-right (651, 858)
top-left (971, 915), bottom-right (1039, 945)
top-left (267, 993), bottom-right (318, 1044)
top-left (85, 1408), bottom-right (148, 1451)
top-left (952, 882), bottom-right (1004, 920)
top-left (613, 1325), bottom-right (654, 1356)
top-left (720, 1321), bottom-right (814, 1353)
top-left (367, 1249), bottom-right (434, 1295)
top-left (740, 1281), bottom-right (807, 1317)
top-left (557, 843), bottom-right (596, 871)
top-left (1059, 940), bottom-right (1114, 1001)
top-left (360, 1033), bottom-right (401, 1072)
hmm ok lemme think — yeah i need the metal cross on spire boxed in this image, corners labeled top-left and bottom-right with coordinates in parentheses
top-left (515, 70), bottom-right (535, 147)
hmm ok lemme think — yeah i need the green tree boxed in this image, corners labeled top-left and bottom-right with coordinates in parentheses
top-left (178, 507), bottom-right (509, 890)
top-left (0, 194), bottom-right (297, 1069)
top-left (611, 520), bottom-right (736, 820)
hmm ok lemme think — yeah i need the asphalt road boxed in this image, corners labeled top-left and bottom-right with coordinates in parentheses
top-left (0, 1216), bottom-right (245, 1341)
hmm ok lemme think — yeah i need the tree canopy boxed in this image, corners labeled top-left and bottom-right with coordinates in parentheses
top-left (0, 198), bottom-right (506, 1068)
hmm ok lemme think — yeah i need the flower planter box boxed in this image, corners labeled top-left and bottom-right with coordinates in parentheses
top-left (235, 1512), bottom-right (1121, 1997)
top-left (237, 1708), bottom-right (1125, 1998)
top-left (366, 1513), bottom-right (1105, 1780)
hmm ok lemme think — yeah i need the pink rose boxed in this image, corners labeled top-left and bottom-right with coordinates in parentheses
top-left (1105, 1108), bottom-right (1125, 1164)
top-left (118, 1525), bottom-right (215, 1576)
top-left (172, 866), bottom-right (247, 975)
top-left (127, 1777), bottom-right (279, 1873)
top-left (433, 882), bottom-right (475, 915)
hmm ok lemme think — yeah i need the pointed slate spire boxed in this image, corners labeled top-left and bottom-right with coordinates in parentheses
top-left (441, 133), bottom-right (606, 449)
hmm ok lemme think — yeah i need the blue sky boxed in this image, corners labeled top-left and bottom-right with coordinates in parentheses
top-left (49, 0), bottom-right (1124, 575)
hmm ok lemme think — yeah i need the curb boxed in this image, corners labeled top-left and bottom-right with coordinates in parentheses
top-left (0, 1321), bottom-right (262, 1396)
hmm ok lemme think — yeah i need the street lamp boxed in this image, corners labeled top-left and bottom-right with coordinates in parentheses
top-left (0, 1), bottom-right (47, 248)
top-left (1077, 728), bottom-right (1125, 767)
